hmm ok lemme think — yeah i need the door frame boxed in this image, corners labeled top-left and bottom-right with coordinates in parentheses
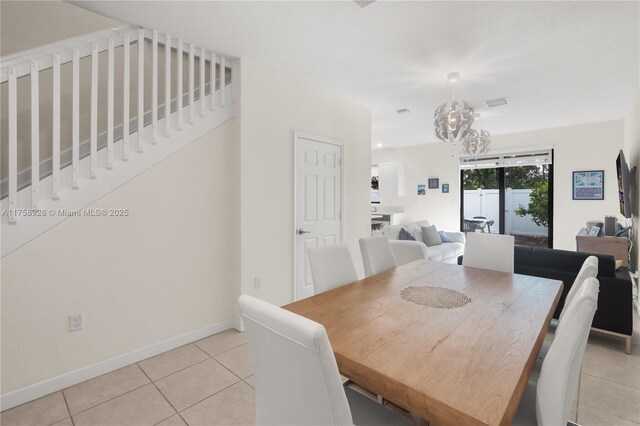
top-left (292, 131), bottom-right (345, 301)
top-left (460, 161), bottom-right (554, 248)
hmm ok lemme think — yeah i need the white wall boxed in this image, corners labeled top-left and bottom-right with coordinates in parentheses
top-left (373, 120), bottom-right (627, 251)
top-left (1, 119), bottom-right (240, 394)
top-left (372, 142), bottom-right (461, 232)
top-left (239, 59), bottom-right (371, 306)
top-left (0, 1), bottom-right (120, 56)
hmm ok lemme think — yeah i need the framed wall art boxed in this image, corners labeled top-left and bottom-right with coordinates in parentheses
top-left (573, 170), bottom-right (604, 200)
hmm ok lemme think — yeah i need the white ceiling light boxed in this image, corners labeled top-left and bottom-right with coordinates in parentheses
top-left (434, 72), bottom-right (491, 156)
top-left (434, 72), bottom-right (475, 143)
top-left (376, 143), bottom-right (383, 148)
top-left (434, 100), bottom-right (475, 143)
top-left (462, 129), bottom-right (491, 157)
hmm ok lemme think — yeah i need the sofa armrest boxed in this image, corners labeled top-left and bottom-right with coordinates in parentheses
top-left (444, 231), bottom-right (466, 244)
top-left (592, 275), bottom-right (634, 336)
top-left (389, 240), bottom-right (429, 266)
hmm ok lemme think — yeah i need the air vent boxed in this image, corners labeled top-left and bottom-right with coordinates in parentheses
top-left (354, 0), bottom-right (377, 8)
top-left (483, 97), bottom-right (509, 108)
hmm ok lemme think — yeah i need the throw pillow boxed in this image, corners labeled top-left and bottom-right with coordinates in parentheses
top-left (421, 225), bottom-right (442, 247)
top-left (399, 227), bottom-right (416, 241)
top-left (439, 231), bottom-right (454, 243)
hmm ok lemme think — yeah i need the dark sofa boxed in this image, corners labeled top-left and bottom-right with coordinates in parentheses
top-left (459, 246), bottom-right (634, 353)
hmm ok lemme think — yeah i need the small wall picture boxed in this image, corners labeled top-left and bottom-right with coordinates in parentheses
top-left (417, 184), bottom-right (426, 195)
top-left (428, 178), bottom-right (439, 189)
top-left (573, 170), bottom-right (604, 200)
top-left (442, 184), bottom-right (449, 193)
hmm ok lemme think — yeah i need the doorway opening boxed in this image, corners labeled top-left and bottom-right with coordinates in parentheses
top-left (460, 149), bottom-right (554, 248)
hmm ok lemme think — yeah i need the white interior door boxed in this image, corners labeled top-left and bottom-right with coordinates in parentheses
top-left (294, 134), bottom-right (343, 301)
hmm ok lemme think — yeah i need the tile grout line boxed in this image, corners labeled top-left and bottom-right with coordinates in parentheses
top-left (576, 400), bottom-right (640, 425)
top-left (139, 366), bottom-right (182, 426)
top-left (147, 337), bottom-right (250, 418)
top-left (144, 356), bottom-right (243, 422)
top-left (59, 390), bottom-right (75, 426)
top-left (579, 372), bottom-right (640, 424)
top-left (143, 355), bottom-right (212, 382)
top-left (193, 339), bottom-right (248, 359)
top-left (581, 371), bottom-right (640, 390)
top-left (210, 352), bottom-right (249, 382)
top-left (190, 342), bottom-right (214, 359)
top-left (175, 378), bottom-right (243, 416)
top-left (175, 412), bottom-right (190, 426)
top-left (65, 366), bottom-right (152, 418)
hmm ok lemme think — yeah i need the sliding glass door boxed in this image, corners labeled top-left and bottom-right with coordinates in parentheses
top-left (460, 151), bottom-right (554, 248)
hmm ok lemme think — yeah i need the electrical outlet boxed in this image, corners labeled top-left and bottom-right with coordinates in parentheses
top-left (69, 314), bottom-right (83, 332)
top-left (254, 276), bottom-right (262, 289)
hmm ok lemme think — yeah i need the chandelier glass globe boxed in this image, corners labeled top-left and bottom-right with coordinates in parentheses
top-left (462, 128), bottom-right (491, 157)
top-left (433, 99), bottom-right (475, 143)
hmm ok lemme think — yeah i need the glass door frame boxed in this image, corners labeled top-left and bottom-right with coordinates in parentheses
top-left (459, 152), bottom-right (554, 248)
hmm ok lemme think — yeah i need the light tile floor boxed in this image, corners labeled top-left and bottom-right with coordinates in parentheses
top-left (2, 311), bottom-right (639, 426)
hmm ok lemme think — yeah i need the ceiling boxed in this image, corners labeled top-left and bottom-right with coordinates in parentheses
top-left (71, 1), bottom-right (639, 149)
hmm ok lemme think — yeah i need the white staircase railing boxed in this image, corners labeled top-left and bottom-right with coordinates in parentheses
top-left (1, 26), bottom-right (236, 257)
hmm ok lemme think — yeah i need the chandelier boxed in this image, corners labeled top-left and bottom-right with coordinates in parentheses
top-left (433, 100), bottom-right (475, 143)
top-left (462, 128), bottom-right (491, 156)
top-left (434, 72), bottom-right (491, 156)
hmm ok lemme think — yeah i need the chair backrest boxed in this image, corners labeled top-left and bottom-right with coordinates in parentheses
top-left (462, 233), bottom-right (515, 273)
top-left (238, 295), bottom-right (353, 426)
top-left (463, 219), bottom-right (481, 232)
top-left (359, 236), bottom-right (397, 277)
top-left (536, 277), bottom-right (599, 426)
top-left (389, 240), bottom-right (429, 266)
top-left (559, 256), bottom-right (598, 323)
top-left (308, 244), bottom-right (359, 294)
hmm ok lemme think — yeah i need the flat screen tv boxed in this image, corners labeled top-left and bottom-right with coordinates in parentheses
top-left (616, 150), bottom-right (635, 218)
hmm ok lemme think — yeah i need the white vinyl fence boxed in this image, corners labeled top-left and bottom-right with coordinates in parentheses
top-left (463, 189), bottom-right (548, 236)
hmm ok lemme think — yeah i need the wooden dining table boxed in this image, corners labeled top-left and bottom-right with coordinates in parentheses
top-left (284, 260), bottom-right (562, 426)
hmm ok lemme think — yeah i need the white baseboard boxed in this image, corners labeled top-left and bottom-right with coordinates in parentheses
top-left (0, 317), bottom-right (238, 411)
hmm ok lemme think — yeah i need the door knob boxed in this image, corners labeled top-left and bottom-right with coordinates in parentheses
top-left (297, 229), bottom-right (311, 235)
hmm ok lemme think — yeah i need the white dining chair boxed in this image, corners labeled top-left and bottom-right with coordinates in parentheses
top-left (462, 232), bottom-right (515, 273)
top-left (560, 256), bottom-right (599, 323)
top-left (308, 244), bottom-right (359, 294)
top-left (389, 240), bottom-right (429, 266)
top-left (513, 277), bottom-right (599, 426)
top-left (535, 256), bottom-right (599, 371)
top-left (238, 295), bottom-right (413, 426)
top-left (359, 236), bottom-right (397, 277)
